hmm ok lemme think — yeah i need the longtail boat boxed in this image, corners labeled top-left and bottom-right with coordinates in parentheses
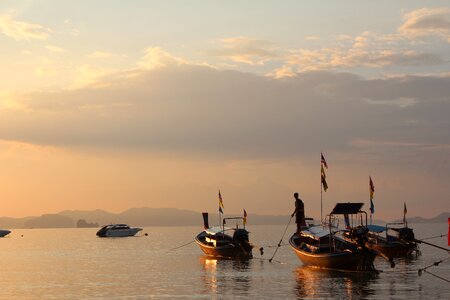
top-left (195, 213), bottom-right (253, 259)
top-left (366, 222), bottom-right (420, 259)
top-left (289, 203), bottom-right (377, 271)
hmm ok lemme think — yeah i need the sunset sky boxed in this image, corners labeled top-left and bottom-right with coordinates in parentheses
top-left (0, 1), bottom-right (449, 221)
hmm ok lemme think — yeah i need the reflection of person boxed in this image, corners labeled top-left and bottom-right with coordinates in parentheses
top-left (291, 192), bottom-right (306, 232)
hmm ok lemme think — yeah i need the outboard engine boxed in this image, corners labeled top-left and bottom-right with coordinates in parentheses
top-left (398, 227), bottom-right (415, 241)
top-left (233, 229), bottom-right (250, 244)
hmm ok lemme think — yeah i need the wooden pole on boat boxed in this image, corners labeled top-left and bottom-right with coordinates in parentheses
top-left (415, 239), bottom-right (450, 252)
top-left (269, 214), bottom-right (293, 262)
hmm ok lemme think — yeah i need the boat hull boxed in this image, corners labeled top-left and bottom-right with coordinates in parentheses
top-left (0, 229), bottom-right (11, 237)
top-left (195, 233), bottom-right (253, 259)
top-left (97, 228), bottom-right (142, 237)
top-left (368, 240), bottom-right (418, 258)
top-left (289, 234), bottom-right (376, 271)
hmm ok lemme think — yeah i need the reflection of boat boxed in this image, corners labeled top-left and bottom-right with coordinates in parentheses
top-left (195, 213), bottom-right (253, 259)
top-left (0, 229), bottom-right (11, 237)
top-left (289, 203), bottom-right (377, 271)
top-left (366, 222), bottom-right (419, 259)
top-left (294, 265), bottom-right (379, 299)
top-left (96, 224), bottom-right (142, 237)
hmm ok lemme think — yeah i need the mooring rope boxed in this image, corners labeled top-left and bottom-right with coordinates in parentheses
top-left (419, 233), bottom-right (448, 241)
top-left (417, 256), bottom-right (450, 283)
top-left (168, 240), bottom-right (195, 251)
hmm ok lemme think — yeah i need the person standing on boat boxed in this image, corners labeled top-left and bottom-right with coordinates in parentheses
top-left (292, 192), bottom-right (306, 233)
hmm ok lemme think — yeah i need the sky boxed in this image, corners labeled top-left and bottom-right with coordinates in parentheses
top-left (0, 1), bottom-right (449, 221)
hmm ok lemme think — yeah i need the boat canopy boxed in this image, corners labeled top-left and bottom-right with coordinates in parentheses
top-left (205, 226), bottom-right (233, 235)
top-left (302, 225), bottom-right (338, 239)
top-left (367, 224), bottom-right (386, 233)
top-left (331, 203), bottom-right (364, 215)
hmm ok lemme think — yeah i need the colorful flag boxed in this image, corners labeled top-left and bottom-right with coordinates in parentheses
top-left (403, 202), bottom-right (407, 223)
top-left (369, 176), bottom-right (375, 214)
top-left (243, 209), bottom-right (247, 225)
top-left (321, 173), bottom-right (328, 191)
top-left (321, 164), bottom-right (326, 178)
top-left (369, 176), bottom-right (374, 200)
top-left (218, 190), bottom-right (224, 214)
top-left (321, 153), bottom-right (328, 169)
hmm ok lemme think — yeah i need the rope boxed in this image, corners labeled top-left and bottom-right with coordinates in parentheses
top-left (418, 256), bottom-right (450, 283)
top-left (168, 240), bottom-right (195, 251)
top-left (265, 242), bottom-right (289, 248)
top-left (423, 270), bottom-right (450, 283)
top-left (420, 233), bottom-right (448, 241)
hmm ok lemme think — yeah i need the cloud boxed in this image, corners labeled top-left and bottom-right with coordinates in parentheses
top-left (45, 45), bottom-right (65, 53)
top-left (399, 7), bottom-right (450, 42)
top-left (1, 59), bottom-right (449, 163)
top-left (209, 37), bottom-right (279, 65)
top-left (0, 14), bottom-right (52, 40)
top-left (88, 51), bottom-right (125, 59)
top-left (138, 47), bottom-right (187, 69)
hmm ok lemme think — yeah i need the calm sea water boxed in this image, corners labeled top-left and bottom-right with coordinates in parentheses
top-left (0, 223), bottom-right (448, 299)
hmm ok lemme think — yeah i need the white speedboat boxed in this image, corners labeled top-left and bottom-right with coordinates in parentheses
top-left (0, 229), bottom-right (11, 237)
top-left (96, 224), bottom-right (142, 237)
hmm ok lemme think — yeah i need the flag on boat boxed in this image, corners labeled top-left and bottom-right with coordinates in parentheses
top-left (403, 202), bottom-right (407, 223)
top-left (321, 163), bottom-right (328, 191)
top-left (218, 190), bottom-right (224, 214)
top-left (321, 153), bottom-right (328, 169)
top-left (369, 176), bottom-right (375, 214)
top-left (243, 209), bottom-right (247, 225)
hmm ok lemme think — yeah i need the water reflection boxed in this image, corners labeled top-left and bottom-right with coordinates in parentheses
top-left (199, 256), bottom-right (251, 298)
top-left (294, 266), bottom-right (379, 299)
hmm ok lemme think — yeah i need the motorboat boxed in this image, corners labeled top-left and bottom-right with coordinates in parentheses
top-left (96, 224), bottom-right (142, 237)
top-left (195, 213), bottom-right (253, 259)
top-left (0, 229), bottom-right (11, 237)
top-left (366, 222), bottom-right (420, 259)
top-left (290, 203), bottom-right (378, 271)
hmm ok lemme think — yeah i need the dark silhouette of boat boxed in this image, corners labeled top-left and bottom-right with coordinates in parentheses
top-left (366, 222), bottom-right (420, 259)
top-left (289, 203), bottom-right (377, 271)
top-left (195, 213), bottom-right (253, 259)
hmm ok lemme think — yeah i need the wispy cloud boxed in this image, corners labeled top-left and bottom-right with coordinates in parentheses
top-left (45, 45), bottom-right (65, 53)
top-left (399, 7), bottom-right (450, 42)
top-left (273, 29), bottom-right (445, 76)
top-left (209, 37), bottom-right (279, 65)
top-left (0, 14), bottom-right (52, 41)
top-left (88, 51), bottom-right (125, 59)
top-left (138, 47), bottom-right (187, 69)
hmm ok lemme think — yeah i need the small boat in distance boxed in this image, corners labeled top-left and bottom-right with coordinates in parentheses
top-left (96, 224), bottom-right (142, 237)
top-left (366, 222), bottom-right (420, 259)
top-left (0, 229), bottom-right (11, 237)
top-left (195, 213), bottom-right (253, 259)
top-left (290, 203), bottom-right (378, 271)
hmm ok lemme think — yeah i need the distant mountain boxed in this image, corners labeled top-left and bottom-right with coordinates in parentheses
top-left (394, 212), bottom-right (449, 224)
top-left (0, 208), bottom-right (447, 229)
top-left (24, 214), bottom-right (74, 228)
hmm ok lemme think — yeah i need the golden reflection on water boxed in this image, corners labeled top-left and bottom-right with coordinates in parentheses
top-left (294, 266), bottom-right (379, 299)
top-left (199, 256), bottom-right (251, 298)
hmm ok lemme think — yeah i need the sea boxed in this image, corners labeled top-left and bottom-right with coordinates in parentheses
top-left (0, 222), bottom-right (448, 299)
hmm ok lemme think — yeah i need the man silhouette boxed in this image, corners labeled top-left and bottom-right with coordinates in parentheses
top-left (291, 192), bottom-right (306, 233)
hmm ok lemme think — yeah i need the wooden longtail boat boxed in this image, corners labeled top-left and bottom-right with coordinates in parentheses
top-left (195, 213), bottom-right (253, 259)
top-left (289, 203), bottom-right (377, 271)
top-left (366, 222), bottom-right (420, 259)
